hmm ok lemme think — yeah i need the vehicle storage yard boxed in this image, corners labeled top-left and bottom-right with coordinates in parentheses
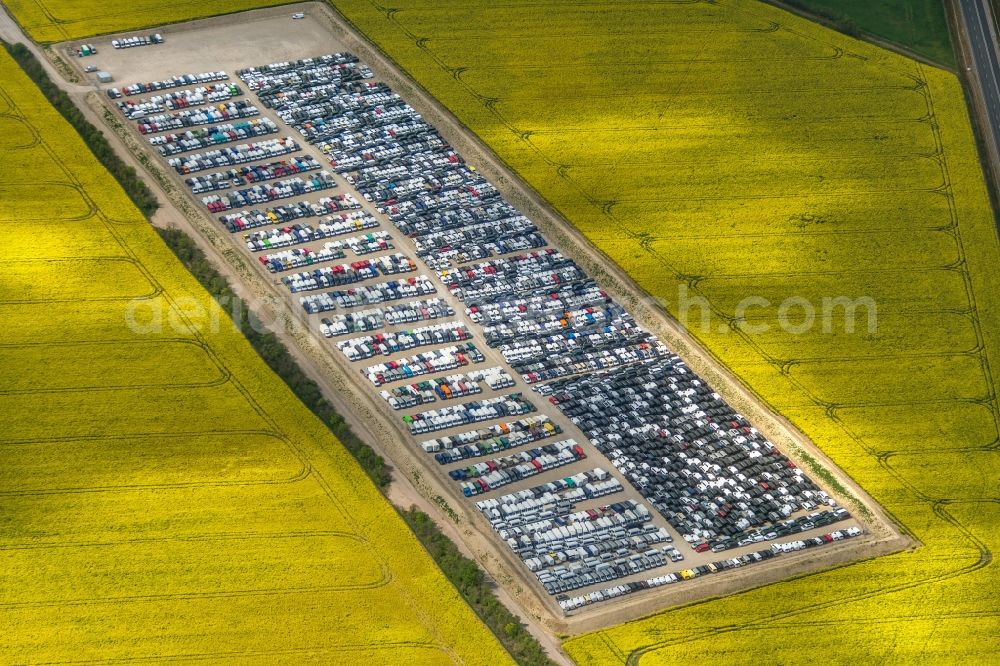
top-left (64, 7), bottom-right (886, 623)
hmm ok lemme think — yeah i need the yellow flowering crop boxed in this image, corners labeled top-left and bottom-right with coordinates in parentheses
top-left (0, 47), bottom-right (511, 665)
top-left (318, 0), bottom-right (999, 662)
top-left (3, 0), bottom-right (293, 42)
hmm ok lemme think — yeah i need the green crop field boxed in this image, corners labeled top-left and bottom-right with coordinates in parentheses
top-left (0, 45), bottom-right (512, 665)
top-left (784, 0), bottom-right (955, 67)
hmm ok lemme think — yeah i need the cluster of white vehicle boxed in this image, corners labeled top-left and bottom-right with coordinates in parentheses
top-left (168, 136), bottom-right (300, 174)
top-left (405, 392), bottom-right (535, 435)
top-left (301, 275), bottom-right (437, 314)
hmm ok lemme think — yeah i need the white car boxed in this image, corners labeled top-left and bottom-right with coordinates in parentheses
top-left (292, 13), bottom-right (305, 19)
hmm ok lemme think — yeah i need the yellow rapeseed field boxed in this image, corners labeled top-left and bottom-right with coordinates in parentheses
top-left (325, 0), bottom-right (1000, 662)
top-left (0, 46), bottom-right (512, 665)
top-left (3, 0), bottom-right (293, 42)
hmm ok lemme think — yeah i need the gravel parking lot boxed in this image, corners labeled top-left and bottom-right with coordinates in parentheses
top-left (60, 4), bottom-right (901, 634)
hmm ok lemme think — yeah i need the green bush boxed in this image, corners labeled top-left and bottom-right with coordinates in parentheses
top-left (400, 508), bottom-right (556, 666)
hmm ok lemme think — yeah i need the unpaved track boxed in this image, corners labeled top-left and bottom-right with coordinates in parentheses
top-left (4, 0), bottom-right (909, 651)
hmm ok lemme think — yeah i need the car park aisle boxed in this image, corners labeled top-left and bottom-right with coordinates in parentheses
top-left (98, 38), bottom-right (865, 618)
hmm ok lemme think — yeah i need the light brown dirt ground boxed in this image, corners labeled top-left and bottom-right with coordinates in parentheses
top-left (4, 0), bottom-right (912, 646)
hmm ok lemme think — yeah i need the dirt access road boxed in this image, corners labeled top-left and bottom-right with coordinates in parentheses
top-left (4, 0), bottom-right (911, 651)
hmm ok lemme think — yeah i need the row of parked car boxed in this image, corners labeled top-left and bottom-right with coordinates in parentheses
top-left (319, 297), bottom-right (452, 337)
top-left (243, 211), bottom-right (378, 251)
top-left (411, 214), bottom-right (545, 271)
top-left (186, 155), bottom-right (323, 194)
top-left (137, 101), bottom-right (259, 134)
top-left (542, 357), bottom-right (839, 550)
top-left (379, 367), bottom-right (514, 410)
top-left (112, 33), bottom-right (163, 49)
top-left (336, 321), bottom-right (472, 362)
top-left (476, 468), bottom-right (622, 525)
top-left (557, 526), bottom-right (863, 612)
top-left (238, 53), bottom-right (370, 91)
top-left (281, 253), bottom-right (417, 293)
top-left (404, 391), bottom-right (535, 435)
top-left (113, 70), bottom-right (229, 97)
top-left (259, 231), bottom-right (393, 273)
top-left (168, 136), bottom-right (300, 174)
top-left (257, 244), bottom-right (347, 273)
top-left (202, 172), bottom-right (337, 212)
top-left (502, 498), bottom-right (671, 594)
top-left (116, 82), bottom-right (243, 120)
top-left (300, 275), bottom-right (438, 314)
top-left (454, 439), bottom-right (588, 497)
top-left (473, 471), bottom-right (688, 594)
top-left (422, 414), bottom-right (561, 463)
top-left (364, 343), bottom-right (484, 387)
top-left (219, 193), bottom-right (362, 233)
top-left (152, 118), bottom-right (279, 156)
top-left (117, 84), bottom-right (243, 120)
